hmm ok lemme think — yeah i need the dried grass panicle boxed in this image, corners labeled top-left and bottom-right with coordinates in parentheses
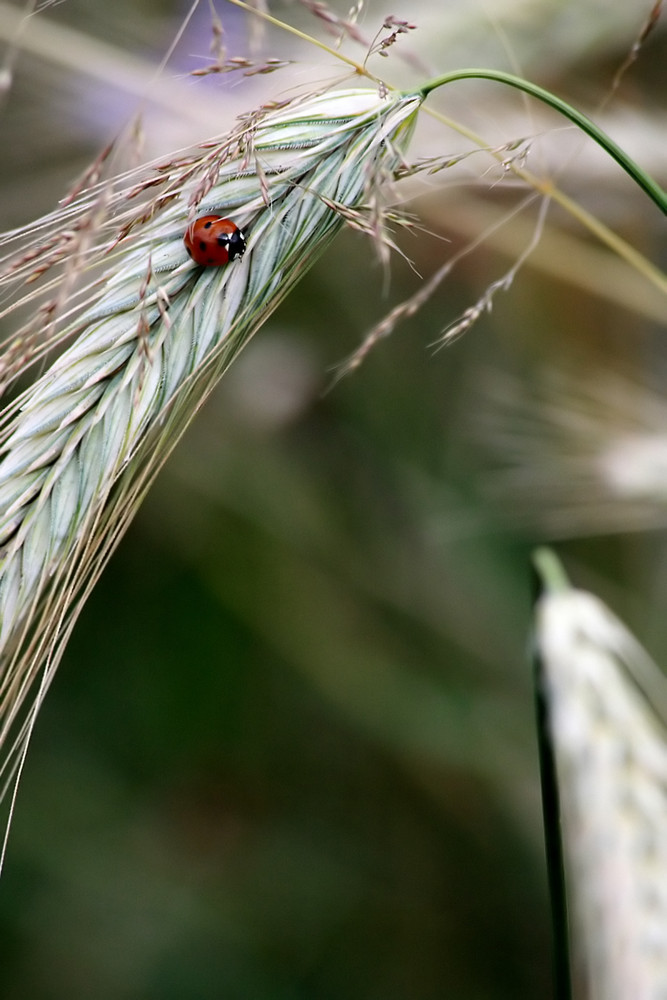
top-left (0, 87), bottom-right (421, 787)
top-left (536, 583), bottom-right (667, 1000)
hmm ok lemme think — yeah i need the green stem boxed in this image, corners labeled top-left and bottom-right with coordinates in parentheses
top-left (419, 70), bottom-right (667, 215)
top-left (532, 547), bottom-right (570, 594)
top-left (532, 549), bottom-right (573, 1000)
top-left (533, 640), bottom-right (573, 1000)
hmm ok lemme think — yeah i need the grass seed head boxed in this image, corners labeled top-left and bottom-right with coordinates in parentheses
top-left (536, 582), bottom-right (667, 1000)
top-left (0, 86), bottom-right (422, 805)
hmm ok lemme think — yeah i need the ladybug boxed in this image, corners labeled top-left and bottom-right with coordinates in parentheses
top-left (184, 215), bottom-right (246, 267)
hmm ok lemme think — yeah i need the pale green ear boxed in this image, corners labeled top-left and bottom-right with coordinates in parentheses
top-left (0, 88), bottom-right (422, 869)
top-left (534, 548), bottom-right (667, 1000)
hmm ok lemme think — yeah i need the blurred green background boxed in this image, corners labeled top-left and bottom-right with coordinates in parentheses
top-left (0, 1), bottom-right (665, 997)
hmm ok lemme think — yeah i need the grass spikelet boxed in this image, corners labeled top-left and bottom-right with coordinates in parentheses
top-left (535, 551), bottom-right (667, 999)
top-left (0, 86), bottom-right (421, 829)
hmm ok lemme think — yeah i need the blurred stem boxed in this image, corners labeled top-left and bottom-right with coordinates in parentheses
top-left (420, 70), bottom-right (667, 214)
top-left (544, 185), bottom-right (667, 296)
top-left (421, 106), bottom-right (667, 298)
top-left (532, 549), bottom-right (573, 1000)
top-left (533, 547), bottom-right (570, 593)
top-left (438, 195), bottom-right (667, 319)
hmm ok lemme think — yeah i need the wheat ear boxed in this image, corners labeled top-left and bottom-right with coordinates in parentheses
top-left (0, 88), bottom-right (421, 804)
top-left (535, 551), bottom-right (667, 999)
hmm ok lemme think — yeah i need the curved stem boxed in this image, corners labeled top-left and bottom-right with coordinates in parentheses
top-left (419, 70), bottom-right (667, 215)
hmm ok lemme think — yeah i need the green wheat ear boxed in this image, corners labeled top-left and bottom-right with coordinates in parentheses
top-left (0, 88), bottom-right (421, 803)
top-left (535, 552), bottom-right (667, 999)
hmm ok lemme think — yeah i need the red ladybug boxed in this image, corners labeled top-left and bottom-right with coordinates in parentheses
top-left (184, 215), bottom-right (246, 267)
